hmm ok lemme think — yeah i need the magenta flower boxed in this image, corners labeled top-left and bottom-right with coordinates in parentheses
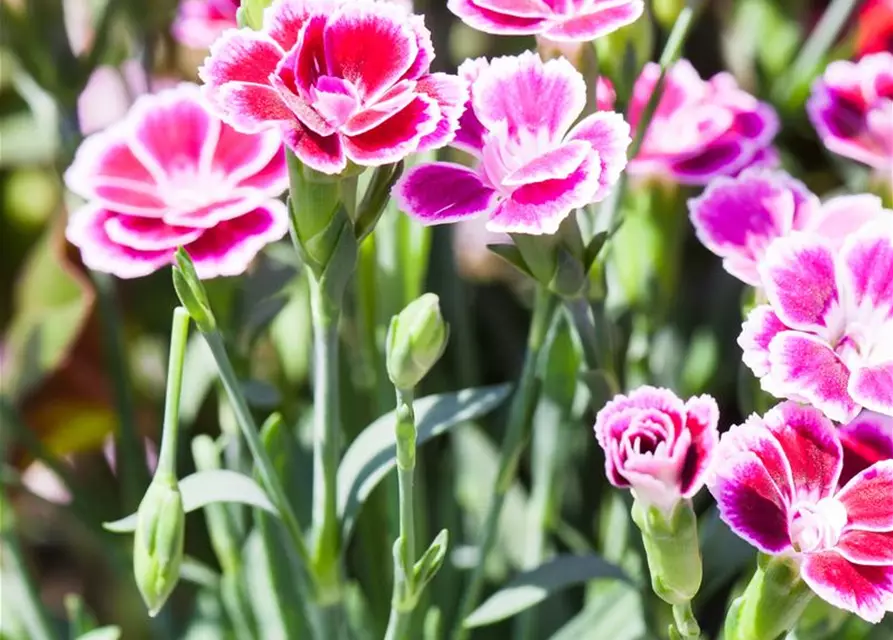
top-left (593, 386), bottom-right (719, 512)
top-left (708, 402), bottom-right (893, 622)
top-left (739, 219), bottom-right (893, 423)
top-left (448, 0), bottom-right (644, 42)
top-left (64, 83), bottom-right (288, 279)
top-left (688, 169), bottom-right (889, 286)
top-left (840, 411), bottom-right (893, 487)
top-left (173, 0), bottom-right (239, 49)
top-left (627, 60), bottom-right (779, 185)
top-left (199, 0), bottom-right (466, 175)
top-left (394, 52), bottom-right (630, 235)
top-left (807, 52), bottom-right (893, 172)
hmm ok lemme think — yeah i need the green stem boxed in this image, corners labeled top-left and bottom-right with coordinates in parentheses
top-left (451, 285), bottom-right (559, 640)
top-left (566, 297), bottom-right (615, 379)
top-left (385, 391), bottom-right (418, 640)
top-left (92, 270), bottom-right (147, 511)
top-left (772, 0), bottom-right (860, 103)
top-left (0, 490), bottom-right (56, 640)
top-left (308, 272), bottom-right (345, 609)
top-left (671, 602), bottom-right (701, 640)
top-left (157, 308), bottom-right (190, 476)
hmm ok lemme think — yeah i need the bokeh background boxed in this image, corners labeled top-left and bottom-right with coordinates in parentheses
top-left (1, 1), bottom-right (891, 638)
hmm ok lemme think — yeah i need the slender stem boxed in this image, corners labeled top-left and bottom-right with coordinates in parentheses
top-left (91, 270), bottom-right (147, 510)
top-left (772, 0), bottom-right (860, 103)
top-left (385, 390), bottom-right (419, 640)
top-left (0, 490), bottom-right (55, 640)
top-left (451, 286), bottom-right (559, 640)
top-left (308, 273), bottom-right (344, 607)
top-left (156, 308), bottom-right (190, 476)
top-left (671, 602), bottom-right (701, 640)
top-left (566, 297), bottom-right (615, 379)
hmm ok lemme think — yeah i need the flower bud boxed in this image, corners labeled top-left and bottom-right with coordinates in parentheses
top-left (133, 475), bottom-right (185, 616)
top-left (172, 248), bottom-right (216, 333)
top-left (237, 0), bottom-right (273, 30)
top-left (386, 294), bottom-right (449, 391)
top-left (632, 499), bottom-right (702, 605)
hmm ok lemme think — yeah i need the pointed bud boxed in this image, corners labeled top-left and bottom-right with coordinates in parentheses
top-left (632, 499), bottom-right (702, 605)
top-left (172, 249), bottom-right (216, 332)
top-left (386, 294), bottom-right (449, 391)
top-left (237, 0), bottom-right (273, 30)
top-left (133, 475), bottom-right (186, 616)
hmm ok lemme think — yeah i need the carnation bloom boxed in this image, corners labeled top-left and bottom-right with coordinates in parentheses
top-left (593, 386), bottom-right (719, 512)
top-left (199, 0), bottom-right (466, 175)
top-left (688, 169), bottom-right (888, 286)
top-left (626, 60), bottom-right (779, 185)
top-left (855, 0), bottom-right (893, 59)
top-left (708, 401), bottom-right (893, 623)
top-left (173, 0), bottom-right (239, 49)
top-left (840, 410), bottom-right (893, 487)
top-left (394, 52), bottom-right (630, 235)
top-left (807, 52), bottom-right (893, 172)
top-left (739, 218), bottom-right (893, 423)
top-left (65, 83), bottom-right (289, 279)
top-left (447, 0), bottom-right (644, 42)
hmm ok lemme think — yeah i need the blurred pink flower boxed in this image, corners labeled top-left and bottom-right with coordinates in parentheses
top-left (688, 169), bottom-right (889, 286)
top-left (627, 60), bottom-right (779, 185)
top-left (173, 0), bottom-right (239, 49)
top-left (199, 0), bottom-right (465, 174)
top-left (65, 83), bottom-right (289, 279)
top-left (395, 52), bottom-right (630, 235)
top-left (448, 0), bottom-right (644, 43)
top-left (593, 385), bottom-right (719, 513)
top-left (807, 52), bottom-right (893, 173)
top-left (739, 218), bottom-right (893, 423)
top-left (708, 401), bottom-right (893, 623)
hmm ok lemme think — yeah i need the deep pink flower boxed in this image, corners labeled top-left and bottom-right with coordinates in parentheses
top-left (627, 60), bottom-right (779, 185)
top-left (708, 402), bottom-right (893, 623)
top-left (840, 411), bottom-right (893, 487)
top-left (447, 0), bottom-right (644, 43)
top-left (807, 52), bottom-right (893, 172)
top-left (199, 0), bottom-right (466, 175)
top-left (593, 386), bottom-right (719, 512)
top-left (173, 0), bottom-right (239, 49)
top-left (739, 218), bottom-right (893, 423)
top-left (65, 83), bottom-right (288, 279)
top-left (394, 52), bottom-right (630, 235)
top-left (688, 169), bottom-right (889, 286)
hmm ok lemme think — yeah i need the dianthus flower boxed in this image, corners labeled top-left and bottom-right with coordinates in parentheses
top-left (200, 0), bottom-right (466, 174)
top-left (65, 84), bottom-right (288, 279)
top-left (709, 401), bottom-right (893, 622)
top-left (395, 52), bottom-right (630, 235)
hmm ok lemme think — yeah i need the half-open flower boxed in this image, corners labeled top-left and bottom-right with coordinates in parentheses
top-left (65, 83), bottom-right (288, 279)
top-left (173, 0), bottom-right (239, 49)
top-left (394, 52), bottom-right (630, 235)
top-left (447, 0), bottom-right (644, 43)
top-left (689, 170), bottom-right (889, 286)
top-left (739, 219), bottom-right (893, 423)
top-left (594, 386), bottom-right (719, 512)
top-left (709, 402), bottom-right (893, 623)
top-left (199, 0), bottom-right (467, 175)
top-left (628, 60), bottom-right (779, 185)
top-left (807, 52), bottom-right (893, 172)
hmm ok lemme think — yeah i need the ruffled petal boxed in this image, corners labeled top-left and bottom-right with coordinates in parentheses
top-left (211, 124), bottom-right (287, 190)
top-left (446, 0), bottom-right (550, 35)
top-left (542, 1), bottom-right (644, 43)
top-left (502, 140), bottom-right (590, 186)
top-left (840, 411), bottom-right (893, 487)
top-left (837, 530), bottom-right (893, 565)
top-left (679, 395), bottom-right (720, 496)
top-left (414, 72), bottom-right (469, 151)
top-left (342, 94), bottom-right (439, 166)
top-left (263, 0), bottom-right (330, 51)
top-left (281, 121), bottom-right (346, 174)
top-left (393, 162), bottom-right (498, 225)
top-left (105, 215), bottom-right (202, 251)
top-left (808, 194), bottom-right (889, 248)
top-left (801, 551), bottom-right (893, 623)
top-left (850, 363), bottom-right (893, 417)
top-left (837, 460), bottom-right (893, 531)
top-left (838, 218), bottom-right (893, 323)
top-left (566, 110), bottom-right (631, 200)
top-left (739, 305), bottom-right (788, 377)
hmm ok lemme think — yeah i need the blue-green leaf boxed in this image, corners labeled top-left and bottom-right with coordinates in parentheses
top-left (464, 554), bottom-right (630, 629)
top-left (338, 384), bottom-right (511, 540)
top-left (103, 470), bottom-right (276, 532)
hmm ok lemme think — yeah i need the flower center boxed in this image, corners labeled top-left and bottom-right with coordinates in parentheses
top-left (789, 497), bottom-right (847, 553)
top-left (161, 168), bottom-right (229, 212)
top-left (311, 76), bottom-right (360, 129)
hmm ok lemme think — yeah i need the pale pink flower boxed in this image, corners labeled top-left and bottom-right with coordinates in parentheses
top-left (65, 83), bottom-right (288, 279)
top-left (807, 52), bottom-right (893, 172)
top-left (394, 52), bottom-right (630, 235)
top-left (709, 402), bottom-right (893, 623)
top-left (448, 0), bottom-right (644, 43)
top-left (628, 60), bottom-right (779, 185)
top-left (173, 0), bottom-right (239, 49)
top-left (688, 169), bottom-right (890, 286)
top-left (739, 218), bottom-right (893, 423)
top-left (199, 0), bottom-right (466, 175)
top-left (593, 386), bottom-right (719, 513)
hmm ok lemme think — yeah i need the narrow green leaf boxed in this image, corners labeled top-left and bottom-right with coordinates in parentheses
top-left (338, 384), bottom-right (512, 540)
top-left (104, 470), bottom-right (276, 532)
top-left (487, 244), bottom-right (534, 279)
top-left (549, 582), bottom-right (645, 640)
top-left (464, 554), bottom-right (630, 629)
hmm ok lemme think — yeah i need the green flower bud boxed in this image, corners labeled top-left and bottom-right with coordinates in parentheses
top-left (133, 475), bottom-right (185, 616)
top-left (172, 249), bottom-right (216, 333)
top-left (632, 499), bottom-right (702, 605)
top-left (237, 0), bottom-right (273, 30)
top-left (725, 554), bottom-right (814, 640)
top-left (386, 294), bottom-right (449, 391)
